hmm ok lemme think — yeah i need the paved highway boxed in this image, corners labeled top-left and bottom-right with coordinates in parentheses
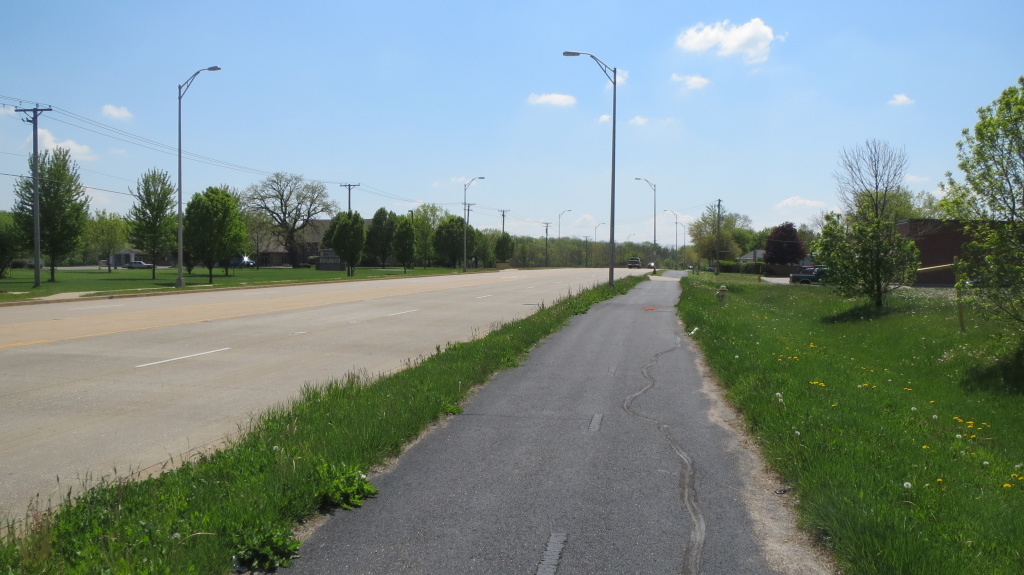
top-left (0, 268), bottom-right (643, 517)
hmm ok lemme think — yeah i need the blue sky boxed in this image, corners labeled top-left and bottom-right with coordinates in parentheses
top-left (2, 0), bottom-right (1022, 247)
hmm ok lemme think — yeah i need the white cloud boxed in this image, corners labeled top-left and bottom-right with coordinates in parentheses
top-left (677, 18), bottom-right (778, 64)
top-left (671, 73), bottom-right (710, 90)
top-left (598, 114), bottom-right (611, 123)
top-left (527, 93), bottom-right (577, 106)
top-left (775, 196), bottom-right (826, 209)
top-left (615, 69), bottom-right (629, 85)
top-left (889, 93), bottom-right (914, 106)
top-left (905, 174), bottom-right (929, 183)
top-left (628, 116), bottom-right (649, 126)
top-left (35, 128), bottom-right (98, 161)
top-left (102, 104), bottom-right (133, 120)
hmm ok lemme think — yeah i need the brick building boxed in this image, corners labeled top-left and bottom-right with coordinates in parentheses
top-left (897, 219), bottom-right (970, 286)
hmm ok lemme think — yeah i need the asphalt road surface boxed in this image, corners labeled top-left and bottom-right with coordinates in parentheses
top-left (0, 268), bottom-right (644, 517)
top-left (287, 273), bottom-right (830, 575)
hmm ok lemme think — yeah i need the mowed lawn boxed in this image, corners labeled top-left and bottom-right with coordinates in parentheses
top-left (0, 265), bottom-right (465, 303)
top-left (677, 273), bottom-right (1024, 574)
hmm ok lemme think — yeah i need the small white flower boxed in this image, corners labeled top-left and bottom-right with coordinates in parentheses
top-left (956, 434), bottom-right (962, 439)
top-left (983, 461), bottom-right (989, 466)
top-left (794, 430), bottom-right (801, 436)
top-left (911, 407), bottom-right (917, 411)
top-left (1016, 464), bottom-right (1022, 470)
top-left (932, 415), bottom-right (938, 420)
top-left (903, 482), bottom-right (912, 489)
top-left (775, 392), bottom-right (783, 398)
top-left (734, 355), bottom-right (740, 359)
top-left (273, 445), bottom-right (280, 451)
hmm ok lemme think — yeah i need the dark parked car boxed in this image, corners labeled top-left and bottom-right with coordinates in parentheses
top-left (789, 266), bottom-right (827, 284)
top-left (627, 257), bottom-right (642, 269)
top-left (229, 256), bottom-right (256, 268)
top-left (123, 261), bottom-right (154, 269)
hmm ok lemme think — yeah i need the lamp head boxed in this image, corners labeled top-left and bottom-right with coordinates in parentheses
top-left (562, 51), bottom-right (581, 57)
top-left (207, 66), bottom-right (221, 71)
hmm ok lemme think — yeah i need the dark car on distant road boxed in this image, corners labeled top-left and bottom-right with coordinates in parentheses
top-left (627, 257), bottom-right (642, 269)
top-left (123, 261), bottom-right (154, 269)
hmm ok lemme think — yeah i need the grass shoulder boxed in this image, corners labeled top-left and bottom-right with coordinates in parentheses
top-left (0, 266), bottom-right (488, 304)
top-left (677, 272), bottom-right (1024, 574)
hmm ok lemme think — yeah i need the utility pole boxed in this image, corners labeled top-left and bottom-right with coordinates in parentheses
top-left (17, 106), bottom-right (51, 288)
top-left (340, 183), bottom-right (360, 213)
top-left (542, 222), bottom-right (551, 267)
top-left (499, 209), bottom-right (509, 234)
top-left (715, 199), bottom-right (722, 275)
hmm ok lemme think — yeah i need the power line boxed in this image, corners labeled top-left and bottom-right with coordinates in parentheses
top-left (0, 172), bottom-right (134, 196)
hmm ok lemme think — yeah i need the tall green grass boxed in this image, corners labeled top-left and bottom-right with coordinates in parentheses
top-left (678, 275), bottom-right (1024, 574)
top-left (0, 275), bottom-right (646, 574)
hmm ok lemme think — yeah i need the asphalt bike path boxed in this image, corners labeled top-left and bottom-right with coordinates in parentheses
top-left (288, 274), bottom-right (784, 574)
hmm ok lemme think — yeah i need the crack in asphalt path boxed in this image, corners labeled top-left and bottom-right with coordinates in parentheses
top-left (622, 333), bottom-right (706, 575)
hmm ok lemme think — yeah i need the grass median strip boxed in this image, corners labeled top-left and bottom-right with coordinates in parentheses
top-left (0, 274), bottom-right (646, 574)
top-left (677, 273), bottom-right (1024, 574)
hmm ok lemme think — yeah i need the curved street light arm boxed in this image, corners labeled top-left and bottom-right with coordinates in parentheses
top-left (179, 66), bottom-right (221, 100)
top-left (564, 51), bottom-right (615, 84)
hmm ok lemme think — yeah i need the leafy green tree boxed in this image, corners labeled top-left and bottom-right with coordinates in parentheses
top-left (411, 203), bottom-right (446, 266)
top-left (365, 207), bottom-right (397, 267)
top-left (0, 211), bottom-right (22, 278)
top-left (245, 173), bottom-right (336, 267)
top-left (183, 187), bottom-right (248, 284)
top-left (815, 213), bottom-right (919, 307)
top-left (127, 168), bottom-right (176, 279)
top-left (473, 228), bottom-right (491, 268)
top-left (495, 231), bottom-right (515, 263)
top-left (763, 222), bottom-right (807, 265)
top-left (12, 148), bottom-right (91, 281)
top-left (688, 203), bottom-right (743, 267)
top-left (393, 216), bottom-right (415, 272)
top-left (813, 140), bottom-right (920, 307)
top-left (242, 209), bottom-right (274, 269)
top-left (85, 210), bottom-right (128, 272)
top-left (941, 76), bottom-right (1024, 325)
top-left (325, 211), bottom-right (365, 277)
top-left (433, 215), bottom-right (469, 268)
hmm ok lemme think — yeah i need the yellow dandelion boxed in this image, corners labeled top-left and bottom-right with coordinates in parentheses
top-left (922, 445), bottom-right (930, 449)
top-left (1004, 484), bottom-right (1014, 489)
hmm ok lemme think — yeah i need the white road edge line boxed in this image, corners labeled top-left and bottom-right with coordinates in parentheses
top-left (387, 309), bottom-right (419, 316)
top-left (475, 295), bottom-right (492, 299)
top-left (72, 305), bottom-right (123, 310)
top-left (136, 348), bottom-right (231, 368)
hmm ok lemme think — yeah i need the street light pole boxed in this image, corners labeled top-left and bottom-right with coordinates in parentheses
top-left (636, 178), bottom-right (656, 273)
top-left (593, 223), bottom-right (604, 268)
top-left (463, 176), bottom-right (484, 272)
top-left (564, 51), bottom-right (617, 286)
top-left (177, 65), bottom-right (220, 288)
top-left (558, 209), bottom-right (571, 240)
